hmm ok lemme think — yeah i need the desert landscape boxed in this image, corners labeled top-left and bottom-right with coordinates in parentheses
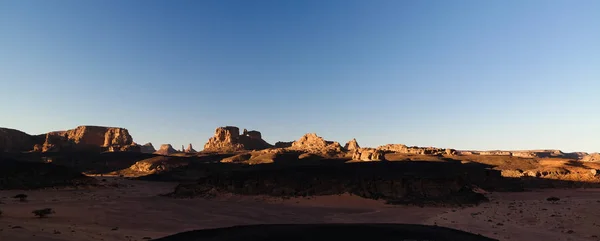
top-left (1, 125), bottom-right (600, 241)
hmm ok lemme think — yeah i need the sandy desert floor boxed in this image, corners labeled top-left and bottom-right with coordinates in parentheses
top-left (1, 177), bottom-right (600, 241)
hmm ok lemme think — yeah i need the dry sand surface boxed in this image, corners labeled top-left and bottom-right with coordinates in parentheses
top-left (1, 177), bottom-right (600, 241)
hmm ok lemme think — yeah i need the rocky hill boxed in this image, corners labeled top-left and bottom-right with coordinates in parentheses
top-left (0, 128), bottom-right (40, 152)
top-left (155, 144), bottom-right (179, 155)
top-left (203, 126), bottom-right (272, 152)
top-left (184, 143), bottom-right (197, 153)
top-left (140, 142), bottom-right (157, 153)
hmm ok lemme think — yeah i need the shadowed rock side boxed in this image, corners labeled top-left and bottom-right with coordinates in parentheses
top-left (170, 161), bottom-right (492, 206)
top-left (155, 144), bottom-right (179, 155)
top-left (203, 126), bottom-right (272, 152)
top-left (152, 223), bottom-right (498, 241)
top-left (0, 128), bottom-right (39, 152)
top-left (140, 142), bottom-right (157, 153)
top-left (0, 158), bottom-right (97, 189)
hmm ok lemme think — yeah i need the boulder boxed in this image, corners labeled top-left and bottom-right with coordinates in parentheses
top-left (155, 144), bottom-right (178, 156)
top-left (344, 138), bottom-right (360, 151)
top-left (203, 126), bottom-right (272, 153)
top-left (185, 144), bottom-right (197, 153)
top-left (140, 143), bottom-right (157, 154)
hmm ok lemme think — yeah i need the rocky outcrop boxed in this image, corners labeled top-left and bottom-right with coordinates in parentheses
top-left (377, 144), bottom-right (456, 156)
top-left (38, 126), bottom-right (135, 152)
top-left (275, 141), bottom-right (293, 148)
top-left (582, 153), bottom-right (600, 162)
top-left (203, 126), bottom-right (272, 153)
top-left (351, 148), bottom-right (384, 161)
top-left (290, 133), bottom-right (343, 156)
top-left (140, 143), bottom-right (157, 154)
top-left (0, 128), bottom-right (38, 152)
top-left (185, 144), bottom-right (197, 153)
top-left (344, 138), bottom-right (360, 151)
top-left (155, 144), bottom-right (178, 155)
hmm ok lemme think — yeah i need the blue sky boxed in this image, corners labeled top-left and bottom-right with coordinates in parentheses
top-left (1, 0), bottom-right (599, 152)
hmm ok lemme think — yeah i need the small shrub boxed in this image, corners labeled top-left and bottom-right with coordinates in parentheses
top-left (547, 196), bottom-right (560, 203)
top-left (32, 208), bottom-right (55, 218)
top-left (13, 194), bottom-right (28, 202)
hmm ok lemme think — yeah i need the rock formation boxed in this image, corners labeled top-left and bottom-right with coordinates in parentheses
top-left (582, 153), bottom-right (600, 162)
top-left (203, 126), bottom-right (272, 153)
top-left (377, 144), bottom-right (456, 156)
top-left (289, 133), bottom-right (343, 156)
top-left (155, 144), bottom-right (178, 156)
top-left (458, 150), bottom-right (585, 159)
top-left (38, 126), bottom-right (135, 152)
top-left (0, 128), bottom-right (39, 152)
top-left (185, 144), bottom-right (197, 153)
top-left (351, 148), bottom-right (384, 161)
top-left (275, 141), bottom-right (293, 148)
top-left (344, 138), bottom-right (360, 151)
top-left (140, 143), bottom-right (157, 154)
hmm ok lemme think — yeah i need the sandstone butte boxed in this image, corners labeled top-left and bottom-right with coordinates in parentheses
top-left (155, 144), bottom-right (179, 155)
top-left (140, 143), bottom-right (157, 154)
top-left (202, 126), bottom-right (272, 153)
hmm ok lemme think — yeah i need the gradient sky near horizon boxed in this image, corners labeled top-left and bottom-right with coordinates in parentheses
top-left (1, 0), bottom-right (599, 152)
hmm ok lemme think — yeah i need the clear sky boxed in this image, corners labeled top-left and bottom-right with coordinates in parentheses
top-left (1, 0), bottom-right (599, 152)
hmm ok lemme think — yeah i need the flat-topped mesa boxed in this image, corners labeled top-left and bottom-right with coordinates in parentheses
top-left (140, 143), bottom-right (156, 154)
top-left (344, 138), bottom-right (360, 151)
top-left (377, 144), bottom-right (456, 156)
top-left (155, 144), bottom-right (178, 155)
top-left (185, 143), bottom-right (197, 153)
top-left (289, 133), bottom-right (343, 155)
top-left (203, 126), bottom-right (272, 153)
top-left (38, 126), bottom-right (136, 152)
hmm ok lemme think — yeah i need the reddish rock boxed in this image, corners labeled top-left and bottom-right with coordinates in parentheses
top-left (203, 126), bottom-right (272, 153)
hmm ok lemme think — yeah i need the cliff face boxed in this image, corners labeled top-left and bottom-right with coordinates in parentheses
top-left (203, 126), bottom-right (272, 153)
top-left (40, 126), bottom-right (135, 152)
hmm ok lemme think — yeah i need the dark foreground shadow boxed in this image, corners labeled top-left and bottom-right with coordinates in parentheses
top-left (152, 223), bottom-right (498, 241)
